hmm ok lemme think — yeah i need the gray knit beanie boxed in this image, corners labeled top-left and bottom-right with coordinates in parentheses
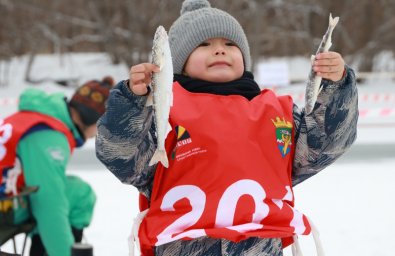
top-left (169, 0), bottom-right (251, 74)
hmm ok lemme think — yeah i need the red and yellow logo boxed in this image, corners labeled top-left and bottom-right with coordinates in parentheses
top-left (171, 125), bottom-right (192, 159)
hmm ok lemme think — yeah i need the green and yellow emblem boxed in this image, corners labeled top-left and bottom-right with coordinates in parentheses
top-left (271, 117), bottom-right (293, 157)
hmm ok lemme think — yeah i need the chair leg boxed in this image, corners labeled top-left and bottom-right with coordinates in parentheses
top-left (12, 237), bottom-right (17, 254)
top-left (8, 233), bottom-right (29, 256)
top-left (21, 234), bottom-right (28, 256)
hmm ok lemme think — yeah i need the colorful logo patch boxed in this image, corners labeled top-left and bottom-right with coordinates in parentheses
top-left (171, 125), bottom-right (192, 159)
top-left (271, 117), bottom-right (293, 157)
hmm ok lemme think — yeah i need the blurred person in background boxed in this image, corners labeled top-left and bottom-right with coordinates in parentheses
top-left (0, 77), bottom-right (114, 256)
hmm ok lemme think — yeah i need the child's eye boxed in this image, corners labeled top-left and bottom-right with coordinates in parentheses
top-left (225, 41), bottom-right (236, 46)
top-left (198, 42), bottom-right (210, 47)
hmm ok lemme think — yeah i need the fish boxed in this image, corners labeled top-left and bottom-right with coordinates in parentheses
top-left (305, 13), bottom-right (339, 114)
top-left (147, 25), bottom-right (173, 168)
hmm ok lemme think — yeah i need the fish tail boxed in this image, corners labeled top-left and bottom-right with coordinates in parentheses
top-left (329, 13), bottom-right (339, 27)
top-left (149, 149), bottom-right (169, 168)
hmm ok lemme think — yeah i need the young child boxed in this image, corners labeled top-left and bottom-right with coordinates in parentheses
top-left (96, 0), bottom-right (358, 255)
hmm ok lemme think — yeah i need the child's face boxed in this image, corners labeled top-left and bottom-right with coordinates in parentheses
top-left (183, 38), bottom-right (244, 83)
top-left (82, 123), bottom-right (98, 140)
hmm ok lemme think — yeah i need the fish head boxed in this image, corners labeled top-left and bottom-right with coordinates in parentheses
top-left (152, 26), bottom-right (169, 70)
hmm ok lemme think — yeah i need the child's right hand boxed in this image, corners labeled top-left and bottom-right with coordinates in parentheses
top-left (129, 63), bottom-right (160, 95)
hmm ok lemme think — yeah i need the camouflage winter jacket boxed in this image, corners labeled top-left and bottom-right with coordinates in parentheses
top-left (96, 67), bottom-right (358, 256)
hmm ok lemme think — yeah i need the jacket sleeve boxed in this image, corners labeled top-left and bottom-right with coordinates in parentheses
top-left (292, 66), bottom-right (358, 186)
top-left (95, 80), bottom-right (157, 197)
top-left (18, 130), bottom-right (74, 256)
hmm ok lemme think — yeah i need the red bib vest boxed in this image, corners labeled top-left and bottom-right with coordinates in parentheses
top-left (138, 82), bottom-right (311, 254)
top-left (0, 111), bottom-right (76, 196)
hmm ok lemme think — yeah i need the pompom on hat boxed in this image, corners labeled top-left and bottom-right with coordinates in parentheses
top-left (169, 0), bottom-right (251, 74)
top-left (69, 76), bottom-right (114, 126)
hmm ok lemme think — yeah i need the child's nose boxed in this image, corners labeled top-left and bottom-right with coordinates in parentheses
top-left (214, 48), bottom-right (225, 55)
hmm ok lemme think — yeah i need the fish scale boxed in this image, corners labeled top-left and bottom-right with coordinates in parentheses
top-left (305, 13), bottom-right (339, 114)
top-left (147, 26), bottom-right (174, 168)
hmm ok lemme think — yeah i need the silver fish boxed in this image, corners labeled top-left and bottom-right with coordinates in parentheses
top-left (305, 13), bottom-right (339, 114)
top-left (147, 25), bottom-right (173, 168)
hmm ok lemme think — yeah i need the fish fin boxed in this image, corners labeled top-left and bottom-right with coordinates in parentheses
top-left (310, 55), bottom-right (315, 65)
top-left (149, 149), bottom-right (169, 168)
top-left (305, 106), bottom-right (312, 115)
top-left (167, 91), bottom-right (173, 107)
top-left (169, 89), bottom-right (174, 107)
top-left (318, 84), bottom-right (323, 95)
top-left (146, 92), bottom-right (153, 106)
top-left (329, 13), bottom-right (339, 27)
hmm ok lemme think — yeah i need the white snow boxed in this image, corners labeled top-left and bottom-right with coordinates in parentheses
top-left (1, 53), bottom-right (395, 255)
top-left (5, 161), bottom-right (395, 256)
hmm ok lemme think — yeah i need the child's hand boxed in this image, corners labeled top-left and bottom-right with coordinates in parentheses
top-left (313, 51), bottom-right (345, 82)
top-left (129, 63), bottom-right (160, 95)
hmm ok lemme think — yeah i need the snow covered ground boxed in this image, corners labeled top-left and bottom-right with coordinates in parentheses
top-left (4, 161), bottom-right (395, 256)
top-left (71, 158), bottom-right (395, 256)
top-left (1, 53), bottom-right (395, 255)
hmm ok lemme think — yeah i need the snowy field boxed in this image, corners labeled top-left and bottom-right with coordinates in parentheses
top-left (4, 160), bottom-right (395, 256)
top-left (1, 53), bottom-right (395, 255)
top-left (88, 159), bottom-right (395, 256)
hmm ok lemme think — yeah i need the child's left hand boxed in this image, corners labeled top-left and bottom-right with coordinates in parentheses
top-left (313, 51), bottom-right (345, 82)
